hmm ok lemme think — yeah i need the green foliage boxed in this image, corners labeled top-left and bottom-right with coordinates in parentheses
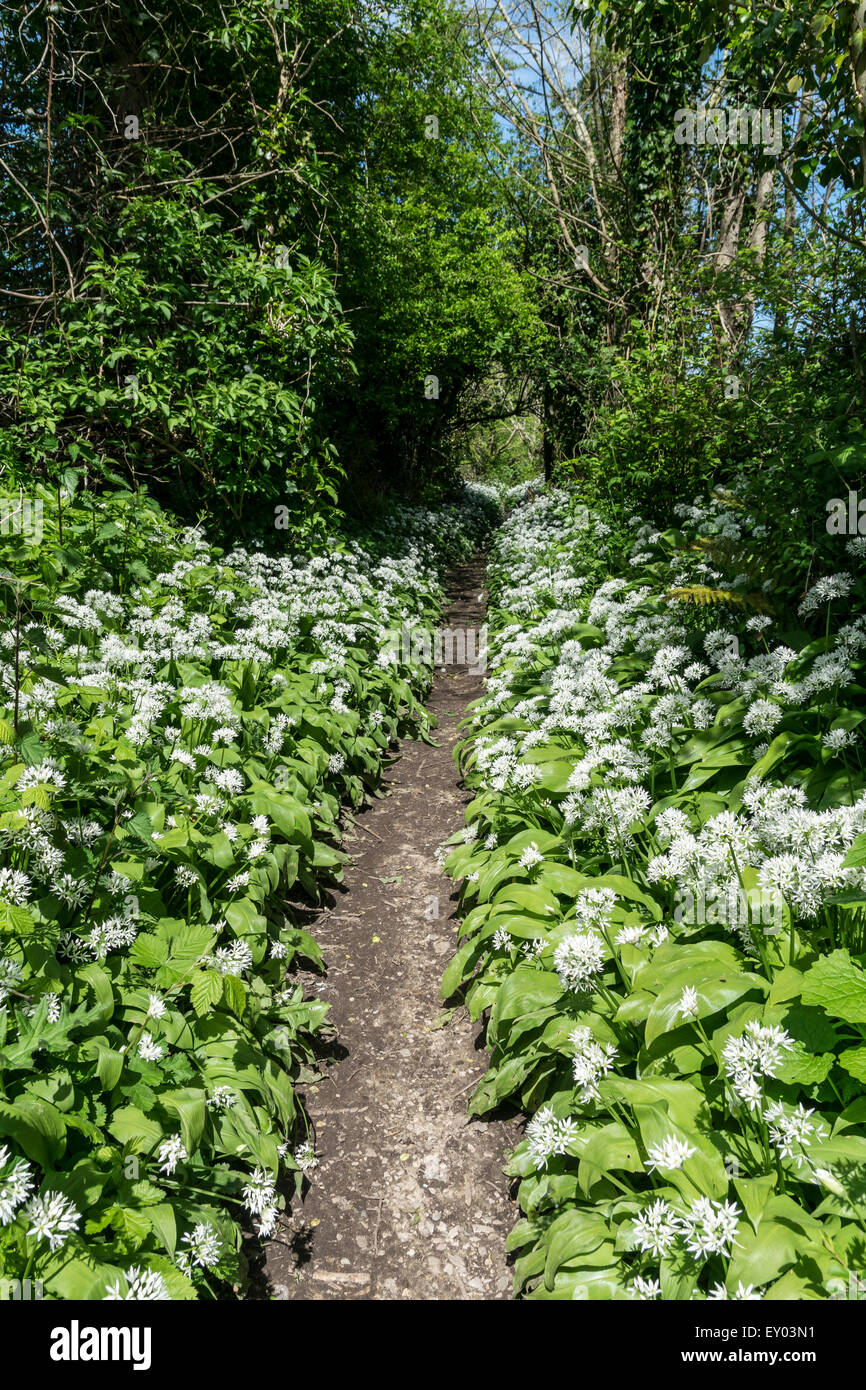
top-left (443, 487), bottom-right (866, 1300)
top-left (0, 480), bottom-right (496, 1299)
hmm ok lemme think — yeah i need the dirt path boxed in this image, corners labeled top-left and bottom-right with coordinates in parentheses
top-left (261, 558), bottom-right (519, 1300)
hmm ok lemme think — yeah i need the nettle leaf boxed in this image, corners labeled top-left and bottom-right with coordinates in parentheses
top-left (801, 949), bottom-right (866, 1024)
top-left (129, 933), bottom-right (170, 968)
top-left (190, 969), bottom-right (223, 1016)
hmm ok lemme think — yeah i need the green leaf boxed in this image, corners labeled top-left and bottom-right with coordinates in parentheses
top-left (190, 970), bottom-right (223, 1016)
top-left (645, 967), bottom-right (766, 1047)
top-left (222, 974), bottom-right (246, 1017)
top-left (96, 1045), bottom-right (124, 1091)
top-left (129, 933), bottom-right (170, 968)
top-left (161, 1088), bottom-right (206, 1155)
top-left (0, 1095), bottom-right (66, 1166)
top-left (107, 1105), bottom-right (164, 1151)
top-left (838, 1045), bottom-right (866, 1083)
top-left (801, 949), bottom-right (866, 1024)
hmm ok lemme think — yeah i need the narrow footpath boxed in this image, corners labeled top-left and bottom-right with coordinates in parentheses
top-left (262, 558), bottom-right (519, 1300)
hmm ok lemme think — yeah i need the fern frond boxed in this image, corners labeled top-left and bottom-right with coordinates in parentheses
top-left (664, 584), bottom-right (773, 614)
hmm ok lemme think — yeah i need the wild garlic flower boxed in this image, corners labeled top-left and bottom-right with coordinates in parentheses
top-left (823, 728), bottom-right (855, 754)
top-left (294, 1142), bottom-right (318, 1173)
top-left (631, 1275), bottom-right (661, 1299)
top-left (137, 1033), bottom-right (164, 1062)
top-left (0, 867), bottom-right (32, 905)
top-left (570, 1026), bottom-right (617, 1101)
top-left (553, 932), bottom-right (606, 992)
top-left (676, 985), bottom-right (700, 1019)
top-left (798, 573), bottom-right (853, 617)
top-left (708, 1281), bottom-right (763, 1300)
top-left (743, 699), bottom-right (783, 738)
top-left (157, 1135), bottom-right (187, 1175)
top-left (632, 1199), bottom-right (679, 1259)
top-left (722, 1021), bottom-right (793, 1109)
top-left (645, 1135), bottom-right (697, 1172)
top-left (180, 1221), bottom-right (221, 1269)
top-left (24, 1191), bottom-right (80, 1250)
top-left (0, 1144), bottom-right (34, 1225)
top-left (763, 1100), bottom-right (827, 1164)
top-left (518, 841), bottom-right (544, 870)
top-left (615, 924), bottom-right (647, 947)
top-left (678, 1197), bottom-right (742, 1259)
top-left (0, 954), bottom-right (22, 1005)
top-left (210, 940), bottom-right (253, 976)
top-left (206, 1086), bottom-right (236, 1110)
top-left (103, 1267), bottom-right (171, 1300)
top-left (242, 1167), bottom-right (276, 1215)
top-left (525, 1106), bottom-right (578, 1168)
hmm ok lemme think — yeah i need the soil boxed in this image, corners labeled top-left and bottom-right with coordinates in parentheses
top-left (258, 557), bottom-right (520, 1300)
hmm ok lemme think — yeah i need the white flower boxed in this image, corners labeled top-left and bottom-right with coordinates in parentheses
top-left (157, 1135), bottom-right (187, 1175)
top-left (645, 1134), bottom-right (697, 1172)
top-left (678, 1197), bottom-right (741, 1259)
top-left (553, 932), bottom-right (606, 992)
top-left (103, 1266), bottom-right (172, 1300)
top-left (525, 1105), bottom-right (578, 1168)
top-left (743, 699), bottom-right (783, 738)
top-left (0, 868), bottom-right (32, 905)
top-left (206, 1086), bottom-right (236, 1110)
top-left (242, 1166), bottom-right (276, 1215)
top-left (764, 1100), bottom-right (827, 1163)
top-left (570, 1026), bottom-right (617, 1101)
top-left (210, 940), bottom-right (253, 976)
top-left (632, 1199), bottom-right (679, 1259)
top-left (615, 924), bottom-right (646, 947)
top-left (0, 1145), bottom-right (34, 1225)
top-left (722, 1021), bottom-right (793, 1108)
top-left (823, 728), bottom-right (855, 754)
top-left (138, 1033), bottom-right (164, 1062)
top-left (708, 1280), bottom-right (763, 1300)
top-left (147, 993), bottom-right (166, 1018)
top-left (24, 1191), bottom-right (80, 1250)
top-left (180, 1221), bottom-right (221, 1268)
top-left (798, 573), bottom-right (853, 617)
top-left (631, 1275), bottom-right (661, 1299)
top-left (294, 1142), bottom-right (318, 1173)
top-left (674, 986), bottom-right (700, 1021)
top-left (518, 841), bottom-right (544, 870)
